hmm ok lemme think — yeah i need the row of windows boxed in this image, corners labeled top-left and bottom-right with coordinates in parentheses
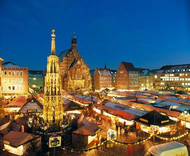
top-left (129, 74), bottom-right (139, 77)
top-left (182, 83), bottom-right (190, 86)
top-left (159, 82), bottom-right (190, 86)
top-left (100, 77), bottom-right (112, 80)
top-left (161, 78), bottom-right (190, 81)
top-left (165, 73), bottom-right (189, 77)
top-left (166, 69), bottom-right (190, 73)
top-left (129, 82), bottom-right (138, 84)
top-left (129, 78), bottom-right (139, 81)
top-left (2, 85), bottom-right (23, 91)
top-left (2, 78), bottom-right (23, 83)
top-left (3, 71), bottom-right (23, 76)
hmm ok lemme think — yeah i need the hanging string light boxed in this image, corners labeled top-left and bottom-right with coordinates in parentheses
top-left (155, 131), bottom-right (188, 141)
top-left (62, 131), bottom-right (188, 153)
top-left (62, 134), bottom-right (153, 153)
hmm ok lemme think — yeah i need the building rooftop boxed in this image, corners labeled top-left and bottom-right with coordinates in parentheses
top-left (136, 110), bottom-right (175, 126)
top-left (73, 122), bottom-right (99, 136)
top-left (154, 64), bottom-right (190, 74)
top-left (97, 68), bottom-right (112, 76)
top-left (0, 121), bottom-right (20, 136)
top-left (58, 49), bottom-right (71, 62)
top-left (105, 102), bottom-right (147, 117)
top-left (18, 97), bottom-right (43, 113)
top-left (3, 131), bottom-right (37, 147)
top-left (6, 96), bottom-right (27, 108)
top-left (2, 62), bottom-right (20, 68)
top-left (121, 61), bottom-right (137, 71)
top-left (160, 64), bottom-right (190, 70)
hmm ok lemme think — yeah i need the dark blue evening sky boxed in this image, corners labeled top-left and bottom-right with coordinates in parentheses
top-left (0, 0), bottom-right (190, 70)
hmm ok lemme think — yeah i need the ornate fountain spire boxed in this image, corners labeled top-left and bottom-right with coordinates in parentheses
top-left (43, 30), bottom-right (63, 125)
top-left (51, 29), bottom-right (56, 55)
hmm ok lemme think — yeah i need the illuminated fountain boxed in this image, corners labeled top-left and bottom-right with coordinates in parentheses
top-left (28, 29), bottom-right (70, 135)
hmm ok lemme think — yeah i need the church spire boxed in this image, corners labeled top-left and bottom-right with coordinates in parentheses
top-left (51, 29), bottom-right (56, 55)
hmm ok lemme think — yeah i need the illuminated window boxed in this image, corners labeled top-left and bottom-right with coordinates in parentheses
top-left (154, 75), bottom-right (157, 79)
top-left (16, 71), bottom-right (19, 76)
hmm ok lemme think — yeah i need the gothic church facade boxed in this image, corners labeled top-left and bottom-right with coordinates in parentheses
top-left (58, 36), bottom-right (92, 93)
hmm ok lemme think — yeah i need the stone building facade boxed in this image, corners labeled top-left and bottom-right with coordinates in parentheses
top-left (153, 64), bottom-right (190, 92)
top-left (1, 62), bottom-right (28, 98)
top-left (93, 68), bottom-right (113, 91)
top-left (115, 61), bottom-right (139, 90)
top-left (58, 36), bottom-right (92, 93)
top-left (138, 69), bottom-right (153, 91)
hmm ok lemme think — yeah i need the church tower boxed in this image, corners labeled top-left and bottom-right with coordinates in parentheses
top-left (71, 35), bottom-right (77, 50)
top-left (43, 29), bottom-right (63, 125)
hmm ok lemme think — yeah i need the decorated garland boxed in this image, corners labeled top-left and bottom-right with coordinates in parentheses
top-left (62, 131), bottom-right (188, 153)
top-left (62, 140), bottom-right (108, 153)
top-left (155, 131), bottom-right (188, 141)
top-left (112, 134), bottom-right (154, 145)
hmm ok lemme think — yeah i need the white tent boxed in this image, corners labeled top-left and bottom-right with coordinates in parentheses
top-left (147, 141), bottom-right (188, 156)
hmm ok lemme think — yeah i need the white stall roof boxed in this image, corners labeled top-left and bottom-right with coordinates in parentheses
top-left (148, 141), bottom-right (188, 156)
top-left (104, 102), bottom-right (147, 117)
